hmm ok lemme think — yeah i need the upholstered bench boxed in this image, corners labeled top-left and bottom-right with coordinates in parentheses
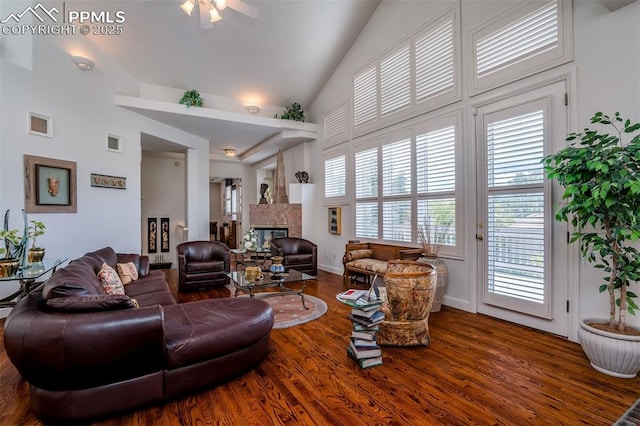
top-left (342, 242), bottom-right (422, 286)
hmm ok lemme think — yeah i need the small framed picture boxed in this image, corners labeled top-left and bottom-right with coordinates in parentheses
top-left (148, 218), bottom-right (158, 253)
top-left (24, 155), bottom-right (77, 213)
top-left (161, 217), bottom-right (170, 253)
top-left (328, 207), bottom-right (341, 235)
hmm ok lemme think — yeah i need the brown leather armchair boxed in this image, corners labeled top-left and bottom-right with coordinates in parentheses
top-left (269, 237), bottom-right (317, 276)
top-left (177, 241), bottom-right (231, 291)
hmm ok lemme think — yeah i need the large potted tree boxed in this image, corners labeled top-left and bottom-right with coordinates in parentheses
top-left (543, 112), bottom-right (640, 378)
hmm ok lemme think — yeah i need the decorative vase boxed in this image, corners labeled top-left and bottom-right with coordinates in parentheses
top-left (417, 255), bottom-right (448, 312)
top-left (28, 248), bottom-right (45, 263)
top-left (0, 258), bottom-right (20, 278)
top-left (270, 255), bottom-right (285, 277)
top-left (295, 171), bottom-right (309, 183)
top-left (577, 318), bottom-right (640, 378)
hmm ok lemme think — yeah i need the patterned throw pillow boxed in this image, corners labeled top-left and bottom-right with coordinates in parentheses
top-left (347, 249), bottom-right (373, 261)
top-left (98, 263), bottom-right (125, 295)
top-left (116, 262), bottom-right (139, 284)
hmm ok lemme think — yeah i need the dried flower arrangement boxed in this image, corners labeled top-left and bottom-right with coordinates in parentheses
top-left (418, 218), bottom-right (452, 257)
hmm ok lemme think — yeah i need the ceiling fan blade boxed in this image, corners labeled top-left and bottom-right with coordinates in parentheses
top-left (227, 0), bottom-right (260, 19)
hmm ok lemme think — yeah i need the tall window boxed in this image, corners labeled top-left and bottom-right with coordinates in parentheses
top-left (355, 148), bottom-right (378, 239)
top-left (416, 126), bottom-right (456, 246)
top-left (353, 112), bottom-right (460, 254)
top-left (382, 138), bottom-right (412, 242)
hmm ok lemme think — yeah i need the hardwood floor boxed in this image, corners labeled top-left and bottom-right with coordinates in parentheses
top-left (1, 269), bottom-right (638, 425)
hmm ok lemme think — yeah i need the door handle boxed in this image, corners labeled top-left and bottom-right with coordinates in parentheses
top-left (475, 234), bottom-right (484, 241)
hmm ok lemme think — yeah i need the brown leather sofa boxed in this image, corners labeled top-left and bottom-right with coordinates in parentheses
top-left (177, 240), bottom-right (230, 291)
top-left (3, 247), bottom-right (274, 424)
top-left (269, 237), bottom-right (318, 276)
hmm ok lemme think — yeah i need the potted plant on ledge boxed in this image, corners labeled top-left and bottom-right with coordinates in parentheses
top-left (27, 220), bottom-right (46, 263)
top-left (543, 112), bottom-right (640, 378)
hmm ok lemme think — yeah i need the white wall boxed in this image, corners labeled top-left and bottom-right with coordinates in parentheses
top-left (209, 182), bottom-right (223, 227)
top-left (141, 151), bottom-right (186, 266)
top-left (0, 29), bottom-right (210, 317)
top-left (307, 0), bottom-right (640, 340)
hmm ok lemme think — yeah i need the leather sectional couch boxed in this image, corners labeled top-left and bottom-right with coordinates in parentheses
top-left (3, 247), bottom-right (274, 424)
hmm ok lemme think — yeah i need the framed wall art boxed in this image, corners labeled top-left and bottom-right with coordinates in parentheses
top-left (24, 155), bottom-right (77, 213)
top-left (148, 217), bottom-right (158, 253)
top-left (160, 217), bottom-right (170, 253)
top-left (328, 206), bottom-right (341, 235)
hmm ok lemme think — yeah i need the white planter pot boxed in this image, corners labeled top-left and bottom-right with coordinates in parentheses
top-left (577, 318), bottom-right (640, 378)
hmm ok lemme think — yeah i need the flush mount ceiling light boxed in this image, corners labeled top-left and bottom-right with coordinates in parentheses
top-left (179, 0), bottom-right (259, 29)
top-left (224, 148), bottom-right (237, 157)
top-left (245, 105), bottom-right (260, 114)
top-left (71, 55), bottom-right (94, 71)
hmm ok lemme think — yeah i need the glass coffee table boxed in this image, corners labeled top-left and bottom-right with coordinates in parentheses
top-left (226, 269), bottom-right (314, 309)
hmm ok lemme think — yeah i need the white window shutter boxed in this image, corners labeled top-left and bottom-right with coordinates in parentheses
top-left (324, 155), bottom-right (346, 199)
top-left (380, 41), bottom-right (411, 119)
top-left (415, 17), bottom-right (454, 104)
top-left (472, 0), bottom-right (572, 94)
top-left (323, 101), bottom-right (348, 149)
top-left (353, 63), bottom-right (378, 131)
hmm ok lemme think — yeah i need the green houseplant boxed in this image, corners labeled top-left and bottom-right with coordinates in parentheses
top-left (0, 228), bottom-right (21, 259)
top-left (543, 112), bottom-right (640, 377)
top-left (0, 228), bottom-right (22, 277)
top-left (27, 220), bottom-right (46, 263)
top-left (274, 102), bottom-right (306, 122)
top-left (179, 89), bottom-right (204, 108)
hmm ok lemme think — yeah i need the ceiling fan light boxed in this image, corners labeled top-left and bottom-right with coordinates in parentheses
top-left (179, 0), bottom-right (195, 15)
top-left (215, 0), bottom-right (228, 11)
top-left (210, 7), bottom-right (222, 23)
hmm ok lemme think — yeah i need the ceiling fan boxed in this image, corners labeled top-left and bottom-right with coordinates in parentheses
top-left (180, 0), bottom-right (259, 29)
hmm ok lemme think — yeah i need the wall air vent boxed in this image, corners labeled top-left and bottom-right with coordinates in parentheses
top-left (107, 133), bottom-right (122, 153)
top-left (28, 112), bottom-right (53, 138)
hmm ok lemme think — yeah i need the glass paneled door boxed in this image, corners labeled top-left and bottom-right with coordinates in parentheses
top-left (475, 80), bottom-right (570, 336)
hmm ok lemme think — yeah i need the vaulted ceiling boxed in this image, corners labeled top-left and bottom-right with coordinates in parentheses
top-left (88, 0), bottom-right (381, 159)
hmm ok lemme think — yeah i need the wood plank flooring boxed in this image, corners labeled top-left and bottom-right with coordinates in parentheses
top-left (1, 269), bottom-right (638, 425)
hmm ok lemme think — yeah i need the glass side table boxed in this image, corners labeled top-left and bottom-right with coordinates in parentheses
top-left (0, 258), bottom-right (68, 308)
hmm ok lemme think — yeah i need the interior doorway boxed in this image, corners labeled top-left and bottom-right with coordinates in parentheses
top-left (210, 178), bottom-right (242, 249)
top-left (141, 148), bottom-right (187, 268)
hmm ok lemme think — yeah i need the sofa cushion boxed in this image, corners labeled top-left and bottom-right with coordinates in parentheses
top-left (46, 294), bottom-right (138, 312)
top-left (347, 258), bottom-right (387, 275)
top-left (98, 263), bottom-right (125, 295)
top-left (163, 298), bottom-right (274, 369)
top-left (347, 249), bottom-right (373, 261)
top-left (117, 262), bottom-right (139, 284)
top-left (186, 260), bottom-right (224, 273)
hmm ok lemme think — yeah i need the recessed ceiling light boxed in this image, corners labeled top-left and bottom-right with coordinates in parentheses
top-left (245, 105), bottom-right (260, 114)
top-left (71, 55), bottom-right (94, 71)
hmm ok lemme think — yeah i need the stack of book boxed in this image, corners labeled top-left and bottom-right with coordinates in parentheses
top-left (337, 289), bottom-right (384, 369)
